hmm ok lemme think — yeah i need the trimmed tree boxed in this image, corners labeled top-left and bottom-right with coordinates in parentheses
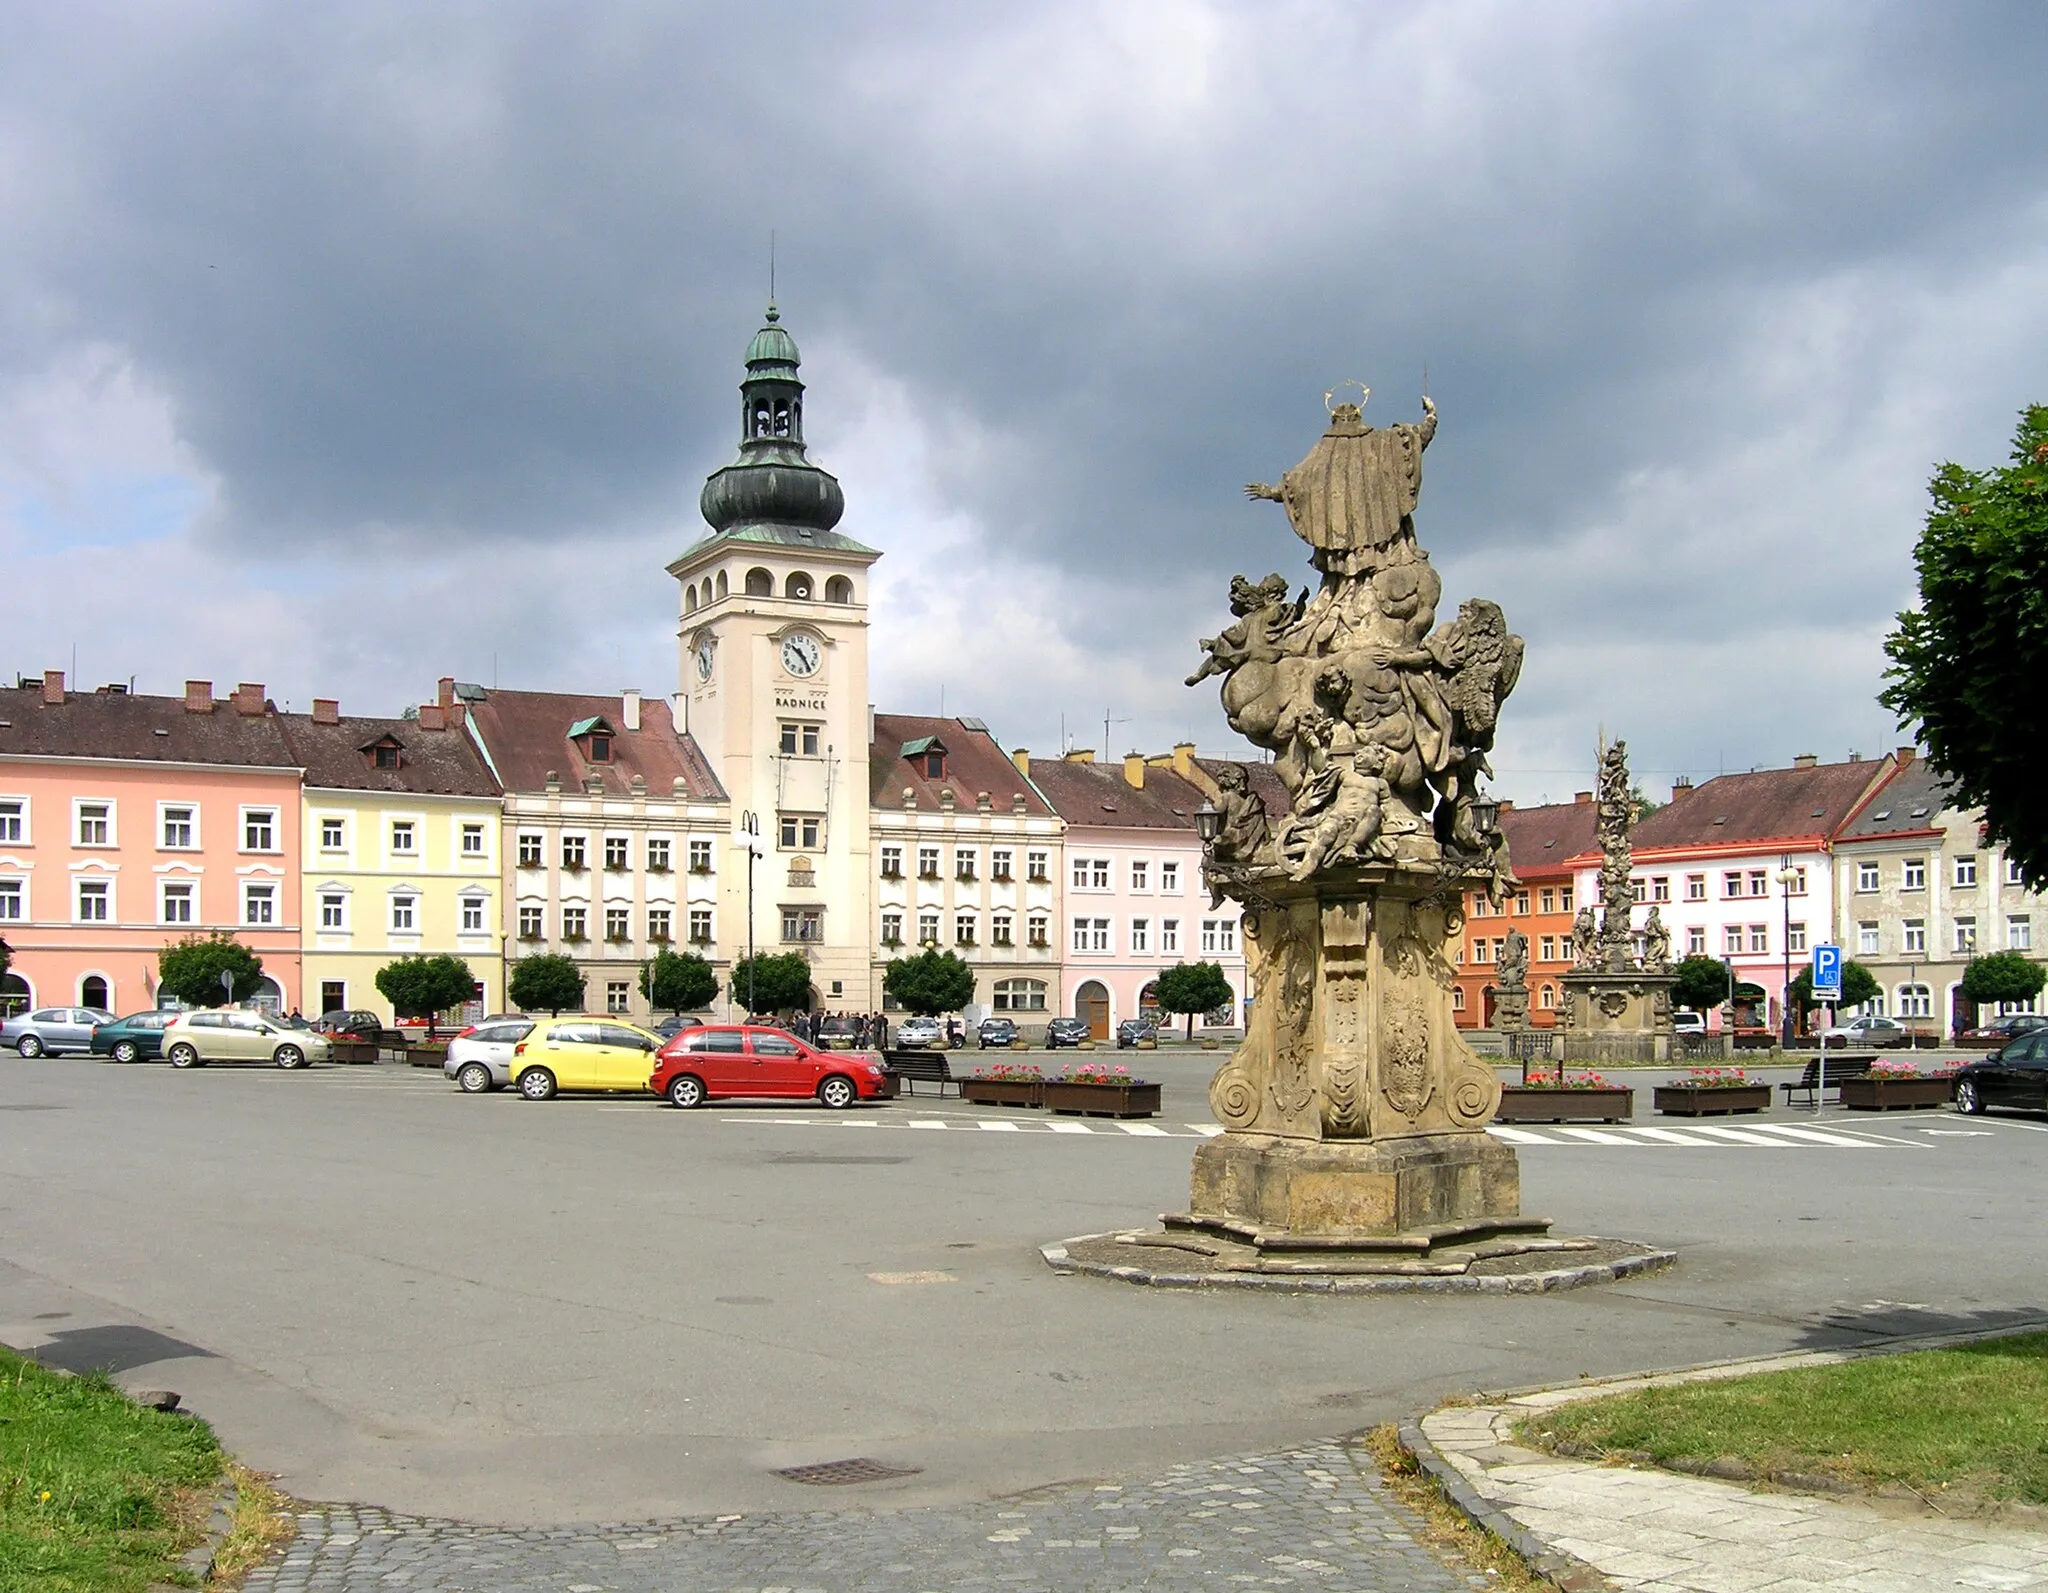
top-left (157, 932), bottom-right (264, 1008)
top-left (1669, 955), bottom-right (1735, 1013)
top-left (640, 948), bottom-right (719, 1015)
top-left (1787, 959), bottom-right (1882, 1018)
top-left (728, 951), bottom-right (813, 1016)
top-left (1882, 404), bottom-right (2048, 886)
top-left (1958, 951), bottom-right (2047, 1014)
top-left (1154, 961), bottom-right (1235, 1040)
top-left (881, 947), bottom-right (976, 1018)
top-left (374, 954), bottom-right (476, 1037)
top-left (508, 953), bottom-right (586, 1016)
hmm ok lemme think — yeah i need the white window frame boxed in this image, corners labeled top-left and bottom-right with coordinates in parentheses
top-left (688, 907), bottom-right (714, 944)
top-left (1685, 874), bottom-right (1706, 901)
top-left (389, 892), bottom-right (419, 933)
top-left (1857, 922), bottom-right (1880, 955)
top-left (0, 876), bottom-right (25, 921)
top-left (74, 797), bottom-right (116, 848)
top-left (158, 801), bottom-right (198, 851)
top-left (918, 909), bottom-right (940, 944)
top-left (389, 818), bottom-right (417, 856)
top-left (1160, 859), bottom-right (1181, 893)
top-left (2009, 915), bottom-right (2033, 952)
top-left (1131, 860), bottom-right (1149, 892)
top-left (645, 837), bottom-right (671, 872)
top-left (1856, 861), bottom-right (1879, 892)
top-left (1902, 919), bottom-right (1926, 954)
top-left (605, 905), bottom-right (632, 942)
top-left (0, 795), bottom-right (27, 845)
top-left (517, 903), bottom-right (544, 939)
top-left (240, 806), bottom-right (280, 854)
top-left (604, 835), bottom-right (631, 871)
top-left (76, 877), bottom-right (112, 923)
top-left (243, 881), bottom-right (277, 926)
top-left (688, 838), bottom-right (714, 873)
top-left (1902, 858), bottom-right (1926, 891)
top-left (1130, 917), bottom-right (1149, 953)
top-left (319, 815), bottom-right (347, 851)
top-left (1787, 922), bottom-right (1807, 954)
top-left (319, 891), bottom-right (348, 932)
top-left (1955, 855), bottom-right (1977, 888)
top-left (1026, 850), bottom-right (1050, 883)
top-left (880, 909), bottom-right (903, 945)
top-left (1160, 918), bottom-right (1179, 953)
top-left (161, 880), bottom-right (196, 926)
top-left (1954, 916), bottom-right (1977, 953)
top-left (517, 831), bottom-right (545, 868)
top-left (460, 822), bottom-right (488, 858)
top-left (918, 845), bottom-right (941, 878)
top-left (460, 895), bottom-right (487, 935)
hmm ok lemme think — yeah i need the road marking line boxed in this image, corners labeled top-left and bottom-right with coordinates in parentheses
top-left (1739, 1123), bottom-right (1883, 1148)
top-left (868, 1270), bottom-right (955, 1285)
top-left (1488, 1126), bottom-right (1554, 1145)
top-left (1047, 1121), bottom-right (1096, 1134)
top-left (1685, 1124), bottom-right (1800, 1146)
top-left (1191, 1122), bottom-right (1225, 1137)
top-left (1117, 1123), bottom-right (1169, 1136)
top-left (905, 1119), bottom-right (949, 1130)
top-left (1617, 1126), bottom-right (1726, 1146)
top-left (977, 1119), bottom-right (1021, 1132)
top-left (1552, 1127), bottom-right (1635, 1145)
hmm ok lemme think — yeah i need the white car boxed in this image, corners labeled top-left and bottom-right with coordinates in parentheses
top-left (444, 1018), bottom-right (536, 1093)
top-left (1670, 1011), bottom-right (1707, 1035)
top-left (893, 1016), bottom-right (944, 1049)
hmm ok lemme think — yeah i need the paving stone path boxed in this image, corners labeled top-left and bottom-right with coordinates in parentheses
top-left (244, 1440), bottom-right (1486, 1592)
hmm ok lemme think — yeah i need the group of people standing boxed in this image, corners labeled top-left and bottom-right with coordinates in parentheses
top-left (782, 1010), bottom-right (890, 1048)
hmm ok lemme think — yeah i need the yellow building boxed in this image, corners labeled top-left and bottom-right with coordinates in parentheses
top-left (282, 699), bottom-right (505, 1021)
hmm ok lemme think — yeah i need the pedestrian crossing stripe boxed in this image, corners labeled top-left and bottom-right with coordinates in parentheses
top-left (1488, 1122), bottom-right (1916, 1149)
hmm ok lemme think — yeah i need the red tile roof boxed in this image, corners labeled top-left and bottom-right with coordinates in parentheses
top-left (279, 713), bottom-right (500, 796)
top-left (1497, 799), bottom-right (1599, 879)
top-left (1629, 758), bottom-right (1891, 857)
top-left (462, 689), bottom-right (725, 801)
top-left (0, 678), bottom-right (297, 768)
top-left (868, 715), bottom-right (1055, 815)
top-left (1027, 756), bottom-right (1209, 831)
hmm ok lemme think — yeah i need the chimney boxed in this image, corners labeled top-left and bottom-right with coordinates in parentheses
top-left (1011, 747), bottom-right (1030, 776)
top-left (437, 677), bottom-right (455, 710)
top-left (417, 704), bottom-right (447, 732)
top-left (232, 682), bottom-right (266, 716)
top-left (41, 669), bottom-right (65, 705)
top-left (185, 680), bottom-right (215, 714)
top-left (1123, 753), bottom-right (1145, 790)
top-left (1792, 753), bottom-right (1818, 770)
top-left (1671, 774), bottom-right (1693, 797)
top-left (311, 698), bottom-right (340, 725)
top-left (622, 688), bottom-right (641, 732)
top-left (1574, 790), bottom-right (1592, 806)
top-left (1172, 741), bottom-right (1195, 778)
top-left (1496, 799), bottom-right (1514, 815)
top-left (1064, 747), bottom-right (1095, 763)
top-left (1896, 745), bottom-right (1917, 764)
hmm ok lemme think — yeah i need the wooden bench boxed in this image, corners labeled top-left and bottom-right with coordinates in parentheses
top-left (883, 1050), bottom-right (960, 1097)
top-left (1779, 1052), bottom-right (1877, 1106)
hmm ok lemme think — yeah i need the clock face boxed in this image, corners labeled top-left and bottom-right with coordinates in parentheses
top-left (694, 637), bottom-right (715, 681)
top-left (781, 633), bottom-right (821, 678)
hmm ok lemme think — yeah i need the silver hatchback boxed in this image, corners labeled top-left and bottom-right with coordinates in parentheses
top-left (3, 1007), bottom-right (117, 1057)
top-left (444, 1019), bottom-right (535, 1093)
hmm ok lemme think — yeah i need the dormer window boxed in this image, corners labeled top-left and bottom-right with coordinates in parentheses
top-left (568, 716), bottom-right (616, 764)
top-left (900, 735), bottom-right (948, 781)
top-left (588, 733), bottom-right (611, 762)
top-left (361, 735), bottom-right (404, 770)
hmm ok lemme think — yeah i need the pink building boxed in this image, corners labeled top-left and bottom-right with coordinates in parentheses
top-left (0, 674), bottom-right (305, 1016)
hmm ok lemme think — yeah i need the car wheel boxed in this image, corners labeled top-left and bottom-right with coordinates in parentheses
top-left (455, 1061), bottom-right (493, 1094)
top-left (1954, 1078), bottom-right (1983, 1115)
top-left (667, 1073), bottom-right (706, 1109)
top-left (273, 1044), bottom-right (308, 1070)
top-left (818, 1074), bottom-right (857, 1110)
top-left (517, 1067), bottom-right (557, 1101)
top-left (168, 1043), bottom-right (202, 1069)
top-left (17, 1035), bottom-right (44, 1059)
top-left (111, 1040), bottom-right (140, 1063)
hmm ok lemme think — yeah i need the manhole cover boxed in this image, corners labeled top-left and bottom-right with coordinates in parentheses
top-left (774, 1457), bottom-right (922, 1486)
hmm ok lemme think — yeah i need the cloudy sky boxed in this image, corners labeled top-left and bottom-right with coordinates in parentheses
top-left (5, 1), bottom-right (2045, 805)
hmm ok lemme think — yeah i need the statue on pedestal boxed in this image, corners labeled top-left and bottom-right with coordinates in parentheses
top-left (1493, 925), bottom-right (1532, 1033)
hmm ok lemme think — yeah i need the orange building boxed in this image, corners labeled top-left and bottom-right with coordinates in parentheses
top-left (1454, 795), bottom-right (1599, 1029)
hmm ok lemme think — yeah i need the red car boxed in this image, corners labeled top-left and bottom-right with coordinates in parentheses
top-left (650, 1024), bottom-right (889, 1110)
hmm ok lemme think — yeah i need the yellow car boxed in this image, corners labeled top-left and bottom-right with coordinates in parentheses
top-left (509, 1016), bottom-right (663, 1100)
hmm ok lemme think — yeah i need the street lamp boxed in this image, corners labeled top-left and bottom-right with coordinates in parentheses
top-left (738, 811), bottom-right (765, 1018)
top-left (1194, 799), bottom-right (1222, 847)
top-left (1777, 856), bottom-right (1798, 1048)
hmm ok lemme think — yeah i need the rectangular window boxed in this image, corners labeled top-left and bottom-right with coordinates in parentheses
top-left (954, 912), bottom-right (976, 946)
top-left (781, 907), bottom-right (822, 942)
top-left (1902, 918), bottom-right (1926, 953)
top-left (991, 911), bottom-right (1013, 946)
top-left (78, 802), bottom-right (111, 846)
top-left (1202, 918), bottom-right (1237, 953)
top-left (918, 845), bottom-right (941, 878)
top-left (0, 879), bottom-right (20, 920)
top-left (243, 809), bottom-right (275, 851)
top-left (1954, 916), bottom-right (1977, 953)
top-left (391, 894), bottom-right (416, 932)
top-left (1472, 937), bottom-right (1492, 963)
top-left (606, 906), bottom-right (630, 941)
top-left (461, 823), bottom-right (486, 856)
top-left (605, 836), bottom-right (629, 869)
top-left (1650, 876), bottom-right (1670, 903)
top-left (518, 905), bottom-right (543, 938)
top-left (1027, 913), bottom-right (1049, 947)
top-left (688, 839), bottom-right (712, 872)
top-left (461, 898), bottom-right (486, 933)
top-left (955, 847), bottom-right (977, 880)
top-left (1899, 985), bottom-right (1932, 1018)
top-left (78, 879), bottom-right (110, 921)
top-left (1787, 922), bottom-right (1807, 954)
top-left (1091, 859), bottom-right (1111, 889)
top-left (1160, 918), bottom-right (1179, 953)
top-left (1685, 875), bottom-right (1706, 901)
top-left (0, 799), bottom-right (22, 842)
top-left (164, 883), bottom-right (196, 925)
top-left (879, 844), bottom-right (903, 878)
top-left (647, 907), bottom-right (670, 942)
top-left (1747, 870), bottom-right (1769, 897)
top-left (1630, 879), bottom-right (1646, 903)
top-left (1954, 855), bottom-right (1977, 888)
top-left (1558, 886), bottom-right (1574, 912)
top-left (2009, 857), bottom-right (2027, 886)
top-left (390, 820), bottom-right (416, 854)
top-left (1538, 934), bottom-right (1556, 961)
top-left (1131, 860), bottom-right (1149, 891)
top-left (1858, 921), bottom-right (1880, 955)
top-left (518, 832), bottom-right (544, 867)
top-left (1130, 917), bottom-right (1149, 953)
top-left (1785, 866), bottom-right (1807, 896)
top-left (2010, 915), bottom-right (2033, 951)
top-left (562, 835), bottom-right (586, 870)
top-left (647, 838), bottom-right (671, 872)
top-left (779, 722), bottom-right (821, 756)
top-left (320, 817), bottom-right (345, 850)
top-left (606, 981), bottom-right (631, 1014)
top-left (318, 893), bottom-right (345, 930)
top-left (1072, 857), bottom-right (1093, 889)
top-left (1748, 924), bottom-right (1768, 954)
top-left (1027, 850), bottom-right (1050, 883)
top-left (1686, 926), bottom-right (1706, 956)
top-left (161, 806), bottom-right (194, 849)
top-left (562, 906), bottom-right (587, 940)
top-left (1903, 858), bottom-right (1925, 890)
top-left (919, 910), bottom-right (940, 943)
top-left (1160, 859), bottom-right (1180, 893)
top-left (689, 908), bottom-right (712, 944)
top-left (1539, 888), bottom-right (1556, 914)
top-left (1514, 891), bottom-right (1531, 915)
top-left (880, 909), bottom-right (904, 945)
top-left (1723, 925), bottom-right (1744, 956)
top-left (991, 848), bottom-right (1013, 881)
top-left (1470, 894), bottom-right (1490, 918)
top-left (1074, 917), bottom-right (1111, 953)
top-left (1723, 871), bottom-right (1744, 899)
top-left (245, 883), bottom-right (275, 926)
top-left (1856, 861), bottom-right (1879, 892)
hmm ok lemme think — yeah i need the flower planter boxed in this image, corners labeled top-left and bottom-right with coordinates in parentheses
top-left (1494, 1086), bottom-right (1634, 1124)
top-left (962, 1078), bottom-right (1045, 1109)
top-left (1653, 1084), bottom-right (1771, 1117)
top-left (1044, 1081), bottom-right (1162, 1118)
top-left (1839, 1076), bottom-right (1954, 1111)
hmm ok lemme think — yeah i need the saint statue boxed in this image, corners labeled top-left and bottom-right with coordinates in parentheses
top-left (1246, 393), bottom-right (1437, 577)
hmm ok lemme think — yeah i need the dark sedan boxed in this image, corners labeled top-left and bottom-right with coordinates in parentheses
top-left (313, 1009), bottom-right (385, 1041)
top-left (1115, 1019), bottom-right (1158, 1049)
top-left (1044, 1017), bottom-right (1091, 1049)
top-left (977, 1017), bottom-right (1017, 1048)
top-left (1953, 1033), bottom-right (2048, 1115)
top-left (89, 1010), bottom-right (178, 1063)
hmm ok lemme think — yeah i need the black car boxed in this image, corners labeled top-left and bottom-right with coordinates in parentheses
top-left (1115, 1019), bottom-right (1158, 1049)
top-left (652, 1014), bottom-right (706, 1041)
top-left (1044, 1017), bottom-right (1091, 1049)
top-left (1953, 1034), bottom-right (2048, 1115)
top-left (313, 1009), bottom-right (384, 1041)
top-left (813, 1016), bottom-right (862, 1050)
top-left (977, 1017), bottom-right (1017, 1048)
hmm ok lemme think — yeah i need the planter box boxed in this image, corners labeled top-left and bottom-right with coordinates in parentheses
top-left (407, 1042), bottom-right (451, 1067)
top-left (1839, 1076), bottom-right (1954, 1111)
top-left (1495, 1086), bottom-right (1634, 1124)
top-left (1653, 1084), bottom-right (1771, 1117)
top-left (1044, 1080), bottom-right (1161, 1118)
top-left (962, 1078), bottom-right (1045, 1109)
top-left (326, 1039), bottom-right (379, 1066)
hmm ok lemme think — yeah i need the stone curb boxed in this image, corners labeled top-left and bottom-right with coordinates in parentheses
top-left (1041, 1232), bottom-right (1675, 1294)
top-left (149, 1475), bottom-right (237, 1592)
top-left (1391, 1419), bottom-right (1614, 1593)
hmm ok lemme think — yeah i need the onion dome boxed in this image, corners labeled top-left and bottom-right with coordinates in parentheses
top-left (699, 303), bottom-right (845, 535)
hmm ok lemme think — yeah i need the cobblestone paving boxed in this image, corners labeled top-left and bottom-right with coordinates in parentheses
top-left (244, 1440), bottom-right (1486, 1592)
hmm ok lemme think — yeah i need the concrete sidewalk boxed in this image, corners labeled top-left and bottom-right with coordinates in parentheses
top-left (1411, 1341), bottom-right (2048, 1593)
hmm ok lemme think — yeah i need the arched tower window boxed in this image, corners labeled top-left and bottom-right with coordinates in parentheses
top-left (785, 571), bottom-right (813, 600)
top-left (825, 575), bottom-right (854, 604)
top-left (716, 570), bottom-right (728, 599)
top-left (752, 402), bottom-right (772, 438)
top-left (683, 586), bottom-right (698, 614)
top-left (745, 567), bottom-right (774, 597)
top-left (773, 402), bottom-right (791, 437)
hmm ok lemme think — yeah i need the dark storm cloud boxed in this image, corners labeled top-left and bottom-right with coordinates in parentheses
top-left (3, 2), bottom-right (2046, 787)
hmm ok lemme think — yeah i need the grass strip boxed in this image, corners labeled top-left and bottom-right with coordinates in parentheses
top-left (0, 1346), bottom-right (224, 1593)
top-left (1359, 1425), bottom-right (1553, 1591)
top-left (208, 1462), bottom-right (296, 1585)
top-left (1519, 1331), bottom-right (2048, 1507)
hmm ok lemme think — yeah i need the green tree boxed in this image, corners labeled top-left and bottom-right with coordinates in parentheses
top-left (728, 951), bottom-right (813, 1016)
top-left (1154, 961), bottom-right (1235, 1040)
top-left (1787, 959), bottom-right (1882, 1016)
top-left (881, 947), bottom-right (976, 1017)
top-left (640, 947), bottom-right (719, 1015)
top-left (1669, 955), bottom-right (1736, 1013)
top-left (157, 932), bottom-right (264, 1008)
top-left (374, 954), bottom-right (476, 1036)
top-left (507, 953), bottom-right (587, 1016)
top-left (1882, 404), bottom-right (2048, 886)
top-left (1958, 951), bottom-right (2047, 1009)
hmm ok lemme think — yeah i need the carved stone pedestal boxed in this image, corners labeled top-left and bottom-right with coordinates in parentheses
top-left (1559, 969), bottom-right (1679, 1064)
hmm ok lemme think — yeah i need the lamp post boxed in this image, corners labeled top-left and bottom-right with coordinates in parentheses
top-left (739, 811), bottom-right (764, 1018)
top-left (1907, 959), bottom-right (1918, 1050)
top-left (1777, 855), bottom-right (1798, 1048)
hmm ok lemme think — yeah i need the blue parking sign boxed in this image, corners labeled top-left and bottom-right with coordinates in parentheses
top-left (1811, 943), bottom-right (1842, 1001)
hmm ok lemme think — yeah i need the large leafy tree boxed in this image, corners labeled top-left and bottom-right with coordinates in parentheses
top-left (881, 948), bottom-right (976, 1017)
top-left (507, 954), bottom-right (587, 1016)
top-left (728, 951), bottom-right (814, 1015)
top-left (375, 954), bottom-right (476, 1036)
top-left (1154, 961), bottom-right (1235, 1040)
top-left (1958, 951), bottom-right (2047, 1009)
top-left (1883, 404), bottom-right (2048, 886)
top-left (157, 932), bottom-right (264, 1008)
top-left (640, 948), bottom-right (719, 1015)
top-left (1669, 955), bottom-right (1736, 1012)
top-left (1788, 959), bottom-right (1882, 1016)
